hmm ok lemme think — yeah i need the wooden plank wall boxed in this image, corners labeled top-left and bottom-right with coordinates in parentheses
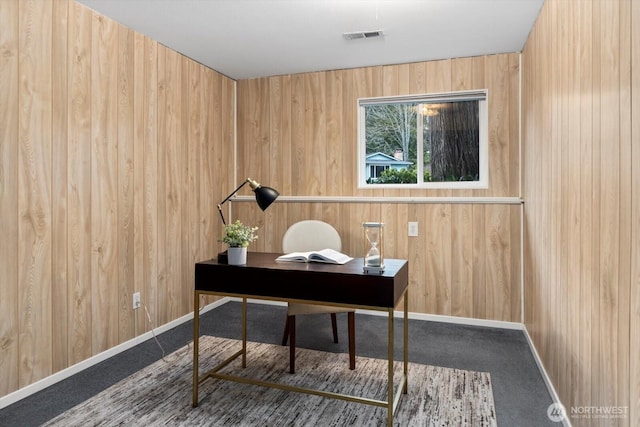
top-left (234, 54), bottom-right (522, 321)
top-left (522, 0), bottom-right (638, 425)
top-left (0, 0), bottom-right (234, 397)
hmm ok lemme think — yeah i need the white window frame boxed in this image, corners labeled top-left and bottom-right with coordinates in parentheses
top-left (357, 90), bottom-right (489, 189)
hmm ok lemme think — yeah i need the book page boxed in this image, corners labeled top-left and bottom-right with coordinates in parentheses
top-left (276, 248), bottom-right (353, 264)
top-left (275, 251), bottom-right (311, 262)
top-left (307, 249), bottom-right (353, 264)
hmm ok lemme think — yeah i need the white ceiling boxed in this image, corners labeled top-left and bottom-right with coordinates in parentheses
top-left (76, 0), bottom-right (544, 81)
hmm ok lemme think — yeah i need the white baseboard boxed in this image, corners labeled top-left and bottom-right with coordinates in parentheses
top-left (0, 298), bottom-right (226, 411)
top-left (229, 297), bottom-right (523, 330)
top-left (521, 325), bottom-right (572, 426)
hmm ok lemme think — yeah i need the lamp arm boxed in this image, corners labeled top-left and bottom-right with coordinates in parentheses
top-left (216, 204), bottom-right (227, 226)
top-left (217, 178), bottom-right (251, 226)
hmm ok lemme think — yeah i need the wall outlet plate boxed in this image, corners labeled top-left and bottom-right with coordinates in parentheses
top-left (133, 292), bottom-right (141, 310)
top-left (408, 222), bottom-right (419, 237)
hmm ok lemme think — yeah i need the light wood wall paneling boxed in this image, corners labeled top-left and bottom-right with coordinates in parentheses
top-left (451, 205), bottom-right (473, 317)
top-left (589, 3), bottom-right (603, 421)
top-left (507, 54), bottom-right (520, 199)
top-left (67, 0), bottom-right (92, 364)
top-left (192, 60), bottom-right (211, 308)
top-left (217, 75), bottom-right (235, 261)
top-left (522, 0), bottom-right (635, 424)
top-left (576, 0), bottom-right (594, 414)
top-left (598, 0), bottom-right (624, 417)
top-left (560, 0), bottom-right (577, 397)
top-left (117, 25), bottom-right (135, 342)
top-left (304, 72), bottom-right (326, 196)
top-left (484, 204), bottom-right (513, 322)
top-left (380, 203), bottom-right (400, 260)
top-left (200, 60), bottom-right (235, 304)
top-left (91, 12), bottom-right (119, 355)
top-left (157, 45), bottom-right (169, 325)
top-left (237, 55), bottom-right (519, 200)
top-left (132, 31), bottom-right (145, 333)
top-left (236, 52), bottom-right (522, 322)
top-left (631, 1), bottom-right (640, 425)
top-left (0, 0), bottom-right (234, 398)
top-left (214, 72), bottom-right (229, 256)
top-left (548, 0), bottom-right (561, 390)
top-left (178, 56), bottom-right (189, 318)
top-left (222, 76), bottom-right (236, 210)
top-left (422, 205), bottom-right (450, 314)
top-left (347, 203), bottom-right (371, 256)
top-left (156, 44), bottom-right (168, 325)
top-left (162, 47), bottom-right (184, 324)
top-left (509, 203), bottom-right (521, 323)
top-left (185, 58), bottom-right (201, 318)
top-left (180, 57), bottom-right (191, 316)
top-left (617, 0), bottom-right (632, 421)
top-left (290, 74), bottom-right (306, 196)
top-left (51, 0), bottom-right (69, 374)
top-left (266, 75), bottom-right (291, 243)
top-left (341, 69), bottom-right (357, 196)
top-left (326, 70), bottom-right (342, 199)
top-left (18, 0), bottom-right (53, 387)
top-left (237, 78), bottom-right (268, 195)
top-left (198, 60), bottom-right (214, 307)
top-left (486, 54), bottom-right (512, 199)
top-left (0, 0), bottom-right (19, 397)
top-left (141, 36), bottom-right (158, 333)
top-left (471, 204), bottom-right (487, 319)
top-left (238, 199), bottom-right (520, 322)
top-left (199, 63), bottom-right (213, 258)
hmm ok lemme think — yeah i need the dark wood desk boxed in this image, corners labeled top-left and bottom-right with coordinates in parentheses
top-left (193, 252), bottom-right (409, 426)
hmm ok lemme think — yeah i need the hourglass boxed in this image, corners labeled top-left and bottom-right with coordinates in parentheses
top-left (363, 222), bottom-right (384, 274)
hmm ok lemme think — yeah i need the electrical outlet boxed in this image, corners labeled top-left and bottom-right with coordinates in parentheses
top-left (408, 221), bottom-right (419, 237)
top-left (133, 292), bottom-right (141, 310)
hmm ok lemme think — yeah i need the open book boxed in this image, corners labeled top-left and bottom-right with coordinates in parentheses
top-left (276, 248), bottom-right (353, 265)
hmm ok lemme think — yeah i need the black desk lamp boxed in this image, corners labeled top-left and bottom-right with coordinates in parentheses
top-left (216, 178), bottom-right (279, 262)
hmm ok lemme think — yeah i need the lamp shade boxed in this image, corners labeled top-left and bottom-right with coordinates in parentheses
top-left (218, 178), bottom-right (280, 226)
top-left (254, 185), bottom-right (279, 211)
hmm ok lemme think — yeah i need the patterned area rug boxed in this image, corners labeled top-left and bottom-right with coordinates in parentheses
top-left (44, 336), bottom-right (496, 426)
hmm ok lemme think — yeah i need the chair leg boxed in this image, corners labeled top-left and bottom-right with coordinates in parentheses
top-left (348, 311), bottom-right (355, 370)
top-left (281, 315), bottom-right (290, 346)
top-left (330, 313), bottom-right (338, 343)
top-left (289, 315), bottom-right (296, 374)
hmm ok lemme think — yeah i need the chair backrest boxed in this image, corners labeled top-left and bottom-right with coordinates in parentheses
top-left (282, 220), bottom-right (342, 253)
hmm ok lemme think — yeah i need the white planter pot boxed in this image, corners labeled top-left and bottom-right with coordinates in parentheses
top-left (227, 247), bottom-right (247, 265)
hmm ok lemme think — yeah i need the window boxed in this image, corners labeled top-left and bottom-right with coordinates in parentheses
top-left (370, 164), bottom-right (388, 180)
top-left (357, 90), bottom-right (488, 189)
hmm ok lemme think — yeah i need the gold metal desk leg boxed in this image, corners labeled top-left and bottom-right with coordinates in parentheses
top-left (192, 291), bottom-right (200, 407)
top-left (242, 297), bottom-right (247, 368)
top-left (387, 307), bottom-right (394, 427)
top-left (404, 289), bottom-right (408, 394)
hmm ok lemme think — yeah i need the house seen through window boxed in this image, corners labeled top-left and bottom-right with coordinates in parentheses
top-left (358, 90), bottom-right (488, 189)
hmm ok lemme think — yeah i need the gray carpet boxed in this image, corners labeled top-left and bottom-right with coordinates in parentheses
top-left (0, 301), bottom-right (556, 426)
top-left (42, 336), bottom-right (496, 426)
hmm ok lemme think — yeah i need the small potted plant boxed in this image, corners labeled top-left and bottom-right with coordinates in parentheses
top-left (220, 220), bottom-right (258, 265)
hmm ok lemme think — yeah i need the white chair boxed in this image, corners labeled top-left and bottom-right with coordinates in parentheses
top-left (281, 220), bottom-right (356, 374)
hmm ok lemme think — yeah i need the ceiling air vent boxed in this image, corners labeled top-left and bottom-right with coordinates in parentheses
top-left (343, 30), bottom-right (384, 40)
